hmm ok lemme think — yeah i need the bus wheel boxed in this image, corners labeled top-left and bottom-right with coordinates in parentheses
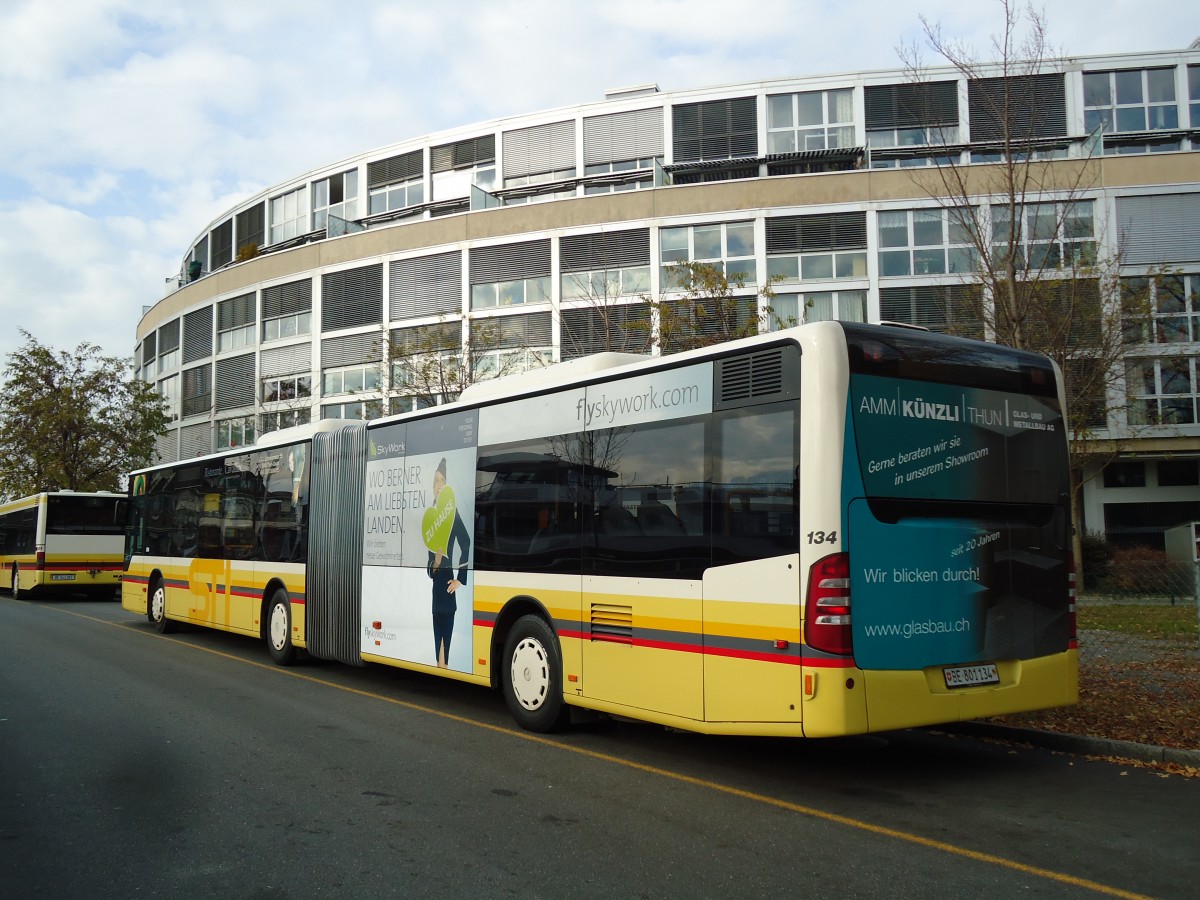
top-left (147, 576), bottom-right (175, 634)
top-left (11, 565), bottom-right (21, 600)
top-left (266, 590), bottom-right (297, 666)
top-left (502, 614), bottom-right (568, 733)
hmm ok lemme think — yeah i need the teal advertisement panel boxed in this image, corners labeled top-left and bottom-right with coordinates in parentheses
top-left (845, 374), bottom-right (1069, 671)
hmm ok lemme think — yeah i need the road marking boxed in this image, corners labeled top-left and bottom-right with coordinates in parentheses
top-left (37, 600), bottom-right (1151, 900)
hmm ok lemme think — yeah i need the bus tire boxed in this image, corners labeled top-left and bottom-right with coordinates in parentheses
top-left (502, 614), bottom-right (569, 733)
top-left (266, 589), bottom-right (297, 666)
top-left (147, 576), bottom-right (175, 634)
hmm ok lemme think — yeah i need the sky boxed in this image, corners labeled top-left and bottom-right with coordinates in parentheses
top-left (0, 0), bottom-right (1194, 367)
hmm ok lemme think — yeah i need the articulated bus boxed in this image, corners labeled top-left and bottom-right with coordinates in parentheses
top-left (122, 322), bottom-right (1077, 736)
top-left (1, 491), bottom-right (126, 599)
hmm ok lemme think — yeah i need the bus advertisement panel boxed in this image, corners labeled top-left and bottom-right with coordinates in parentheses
top-left (362, 411), bottom-right (478, 672)
top-left (846, 373), bottom-right (1070, 671)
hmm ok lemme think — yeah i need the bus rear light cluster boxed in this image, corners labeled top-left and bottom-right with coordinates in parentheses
top-left (805, 552), bottom-right (853, 656)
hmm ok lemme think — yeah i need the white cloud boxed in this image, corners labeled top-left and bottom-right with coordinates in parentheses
top-left (0, 0), bottom-right (1194, 365)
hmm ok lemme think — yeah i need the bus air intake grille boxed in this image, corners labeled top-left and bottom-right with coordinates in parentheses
top-left (716, 347), bottom-right (794, 409)
top-left (590, 603), bottom-right (633, 644)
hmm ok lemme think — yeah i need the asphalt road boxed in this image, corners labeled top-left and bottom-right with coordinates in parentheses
top-left (2, 594), bottom-right (1196, 899)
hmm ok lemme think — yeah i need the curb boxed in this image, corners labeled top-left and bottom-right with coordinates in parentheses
top-left (938, 722), bottom-right (1200, 769)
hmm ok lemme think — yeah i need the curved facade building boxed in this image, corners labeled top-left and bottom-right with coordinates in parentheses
top-left (138, 46), bottom-right (1200, 544)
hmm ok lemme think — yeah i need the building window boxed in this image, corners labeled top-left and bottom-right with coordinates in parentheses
top-left (672, 97), bottom-right (758, 162)
top-left (877, 208), bottom-right (979, 277)
top-left (321, 364), bottom-right (381, 397)
top-left (767, 89), bottom-right (855, 153)
top-left (582, 155), bottom-right (657, 194)
top-left (158, 374), bottom-right (179, 422)
top-left (181, 364), bottom-right (212, 418)
top-left (157, 320), bottom-right (180, 374)
top-left (369, 175), bottom-right (424, 216)
top-left (562, 266), bottom-right (650, 300)
top-left (269, 186), bottom-right (306, 244)
top-left (263, 311), bottom-right (311, 342)
top-left (1084, 68), bottom-right (1179, 134)
top-left (502, 120), bottom-right (576, 189)
top-left (1122, 274), bottom-right (1200, 344)
top-left (765, 211), bottom-right (868, 284)
top-left (260, 408), bottom-right (312, 436)
top-left (560, 228), bottom-right (652, 301)
top-left (431, 135), bottom-right (496, 201)
top-left (218, 323), bottom-right (254, 353)
top-left (313, 169), bottom-right (359, 230)
top-left (583, 176), bottom-right (654, 195)
top-left (469, 240), bottom-right (552, 310)
top-left (584, 156), bottom-right (658, 176)
top-left (433, 162), bottom-right (495, 200)
top-left (473, 347), bottom-right (554, 381)
top-left (390, 395), bottom-right (445, 415)
top-left (773, 291), bottom-right (867, 327)
top-left (1126, 357), bottom-right (1200, 425)
top-left (1158, 459), bottom-right (1199, 487)
top-left (1190, 65), bottom-right (1200, 129)
top-left (321, 400), bottom-right (383, 421)
top-left (216, 416), bottom-right (256, 450)
top-left (1102, 461), bottom-right (1147, 488)
top-left (879, 284), bottom-right (983, 338)
top-left (216, 293), bottom-right (256, 353)
top-left (262, 374), bottom-right (312, 404)
top-left (864, 81), bottom-right (959, 149)
top-left (990, 200), bottom-right (1095, 271)
top-left (470, 276), bottom-right (551, 310)
top-left (659, 221), bottom-right (757, 289)
top-left (469, 314), bottom-right (553, 379)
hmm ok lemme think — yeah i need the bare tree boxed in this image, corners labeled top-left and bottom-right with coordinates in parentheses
top-left (898, 0), bottom-right (1150, 579)
top-left (388, 316), bottom-right (549, 411)
top-left (557, 269), bottom-right (654, 361)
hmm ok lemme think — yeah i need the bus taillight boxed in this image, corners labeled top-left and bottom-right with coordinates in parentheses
top-left (35, 550), bottom-right (45, 571)
top-left (805, 553), bottom-right (852, 656)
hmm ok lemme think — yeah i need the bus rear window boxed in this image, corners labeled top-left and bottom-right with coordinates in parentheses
top-left (47, 496), bottom-right (124, 534)
top-left (849, 371), bottom-right (1068, 506)
top-left (842, 322), bottom-right (1058, 398)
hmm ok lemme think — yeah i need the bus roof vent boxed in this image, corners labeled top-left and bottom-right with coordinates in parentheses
top-left (715, 344), bottom-right (800, 410)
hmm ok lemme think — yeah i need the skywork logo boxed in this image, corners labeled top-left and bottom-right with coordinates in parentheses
top-left (577, 383), bottom-right (702, 428)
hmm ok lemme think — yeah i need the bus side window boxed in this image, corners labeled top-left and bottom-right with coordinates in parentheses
top-left (712, 404), bottom-right (798, 565)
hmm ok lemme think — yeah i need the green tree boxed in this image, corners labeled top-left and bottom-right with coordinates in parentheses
top-left (0, 332), bottom-right (169, 499)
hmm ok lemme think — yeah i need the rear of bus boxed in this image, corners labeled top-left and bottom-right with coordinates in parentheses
top-left (801, 323), bottom-right (1077, 736)
top-left (43, 493), bottom-right (126, 597)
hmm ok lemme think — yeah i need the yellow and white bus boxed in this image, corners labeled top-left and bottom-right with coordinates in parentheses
top-left (123, 321), bottom-right (1077, 736)
top-left (1, 491), bottom-right (126, 599)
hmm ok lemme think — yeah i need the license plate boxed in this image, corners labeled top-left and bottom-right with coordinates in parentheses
top-left (51, 573), bottom-right (76, 581)
top-left (944, 663), bottom-right (999, 688)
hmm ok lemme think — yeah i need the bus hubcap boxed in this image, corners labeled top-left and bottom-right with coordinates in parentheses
top-left (510, 638), bottom-right (548, 710)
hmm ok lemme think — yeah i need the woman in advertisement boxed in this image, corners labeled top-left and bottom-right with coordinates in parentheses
top-left (426, 457), bottom-right (470, 668)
